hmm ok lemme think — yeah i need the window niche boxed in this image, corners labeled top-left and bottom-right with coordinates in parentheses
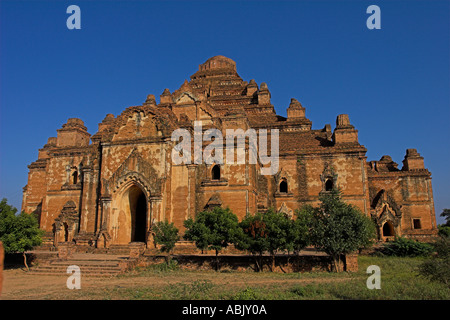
top-left (201, 164), bottom-right (228, 187)
top-left (61, 165), bottom-right (82, 190)
top-left (211, 164), bottom-right (221, 180)
top-left (413, 219), bottom-right (422, 230)
top-left (279, 179), bottom-right (288, 193)
top-left (325, 178), bottom-right (334, 191)
top-left (72, 170), bottom-right (78, 185)
top-left (320, 162), bottom-right (338, 193)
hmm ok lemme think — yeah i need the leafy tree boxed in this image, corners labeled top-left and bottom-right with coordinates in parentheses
top-left (236, 209), bottom-right (307, 272)
top-left (260, 209), bottom-right (292, 271)
top-left (290, 206), bottom-right (313, 254)
top-left (440, 208), bottom-right (450, 227)
top-left (183, 207), bottom-right (240, 270)
top-left (305, 189), bottom-right (376, 272)
top-left (0, 199), bottom-right (43, 270)
top-left (234, 212), bottom-right (268, 272)
top-left (152, 220), bottom-right (180, 263)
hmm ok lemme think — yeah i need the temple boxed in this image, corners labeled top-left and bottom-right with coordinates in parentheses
top-left (21, 55), bottom-right (438, 250)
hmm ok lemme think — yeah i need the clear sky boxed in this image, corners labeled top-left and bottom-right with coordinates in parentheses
top-left (0, 0), bottom-right (449, 224)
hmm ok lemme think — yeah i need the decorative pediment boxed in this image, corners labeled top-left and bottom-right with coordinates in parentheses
top-left (274, 168), bottom-right (291, 185)
top-left (320, 161), bottom-right (338, 183)
top-left (175, 92), bottom-right (198, 104)
top-left (204, 193), bottom-right (222, 210)
top-left (370, 189), bottom-right (402, 227)
top-left (103, 148), bottom-right (164, 197)
top-left (371, 189), bottom-right (401, 216)
top-left (377, 204), bottom-right (399, 226)
top-left (54, 201), bottom-right (79, 229)
top-left (278, 202), bottom-right (293, 218)
top-left (100, 106), bottom-right (178, 142)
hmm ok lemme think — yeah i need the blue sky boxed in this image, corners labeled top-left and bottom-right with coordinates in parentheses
top-left (0, 0), bottom-right (449, 224)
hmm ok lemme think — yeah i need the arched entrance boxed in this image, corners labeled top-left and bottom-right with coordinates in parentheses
top-left (382, 221), bottom-right (395, 237)
top-left (111, 183), bottom-right (149, 245)
top-left (127, 185), bottom-right (147, 243)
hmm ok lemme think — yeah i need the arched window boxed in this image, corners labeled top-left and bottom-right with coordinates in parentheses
top-left (212, 165), bottom-right (220, 180)
top-left (325, 179), bottom-right (333, 191)
top-left (72, 171), bottom-right (78, 184)
top-left (279, 179), bottom-right (288, 193)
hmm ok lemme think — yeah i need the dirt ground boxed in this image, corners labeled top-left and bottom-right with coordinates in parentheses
top-left (0, 267), bottom-right (353, 300)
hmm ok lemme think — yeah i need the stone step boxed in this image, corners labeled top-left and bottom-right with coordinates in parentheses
top-left (31, 265), bottom-right (124, 277)
top-left (29, 253), bottom-right (134, 277)
top-left (28, 271), bottom-right (120, 277)
top-left (51, 261), bottom-right (125, 266)
top-left (31, 265), bottom-right (123, 270)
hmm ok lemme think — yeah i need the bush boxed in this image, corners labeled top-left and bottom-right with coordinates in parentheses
top-left (152, 220), bottom-right (180, 262)
top-left (149, 259), bottom-right (180, 272)
top-left (290, 284), bottom-right (324, 298)
top-left (166, 280), bottom-right (214, 299)
top-left (380, 237), bottom-right (434, 257)
top-left (232, 287), bottom-right (262, 300)
top-left (419, 236), bottom-right (450, 286)
top-left (438, 225), bottom-right (450, 238)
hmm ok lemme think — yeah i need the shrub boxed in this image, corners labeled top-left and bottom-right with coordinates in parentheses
top-left (438, 225), bottom-right (450, 238)
top-left (232, 287), bottom-right (261, 300)
top-left (150, 259), bottom-right (180, 272)
top-left (290, 284), bottom-right (324, 298)
top-left (419, 236), bottom-right (450, 286)
top-left (380, 237), bottom-right (434, 257)
top-left (152, 220), bottom-right (180, 262)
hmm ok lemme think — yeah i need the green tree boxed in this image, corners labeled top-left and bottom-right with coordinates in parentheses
top-left (236, 209), bottom-right (305, 272)
top-left (260, 209), bottom-right (292, 271)
top-left (0, 199), bottom-right (43, 270)
top-left (438, 209), bottom-right (450, 237)
top-left (183, 207), bottom-right (240, 270)
top-left (305, 189), bottom-right (376, 272)
top-left (440, 208), bottom-right (450, 227)
top-left (235, 212), bottom-right (268, 272)
top-left (290, 206), bottom-right (313, 254)
top-left (152, 220), bottom-right (180, 263)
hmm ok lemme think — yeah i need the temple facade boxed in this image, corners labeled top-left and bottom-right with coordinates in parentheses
top-left (21, 56), bottom-right (438, 249)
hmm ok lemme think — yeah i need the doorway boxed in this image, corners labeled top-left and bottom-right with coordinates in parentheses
top-left (382, 221), bottom-right (395, 237)
top-left (128, 185), bottom-right (147, 243)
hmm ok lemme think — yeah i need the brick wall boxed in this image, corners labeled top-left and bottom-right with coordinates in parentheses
top-left (140, 253), bottom-right (359, 273)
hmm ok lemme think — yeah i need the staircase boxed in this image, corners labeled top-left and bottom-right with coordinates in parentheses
top-left (30, 253), bottom-right (135, 277)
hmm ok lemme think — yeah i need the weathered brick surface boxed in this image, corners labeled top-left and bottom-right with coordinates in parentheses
top-left (140, 253), bottom-right (357, 273)
top-left (21, 56), bottom-right (438, 251)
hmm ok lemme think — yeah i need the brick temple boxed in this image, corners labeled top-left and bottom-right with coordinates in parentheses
top-left (21, 55), bottom-right (438, 250)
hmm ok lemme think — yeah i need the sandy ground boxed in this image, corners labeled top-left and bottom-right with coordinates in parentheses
top-left (0, 267), bottom-right (354, 300)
